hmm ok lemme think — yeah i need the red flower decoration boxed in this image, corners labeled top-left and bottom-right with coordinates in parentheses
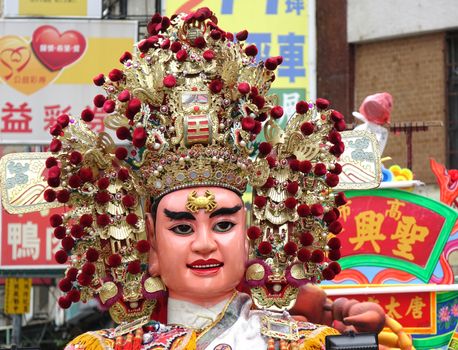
top-left (314, 163), bottom-right (327, 176)
top-left (238, 82), bottom-right (250, 94)
top-left (287, 181), bottom-right (299, 195)
top-left (68, 289), bottom-right (81, 303)
top-left (316, 98), bottom-right (330, 109)
top-left (296, 101), bottom-right (309, 114)
top-left (92, 73), bottom-right (105, 86)
top-left (335, 192), bottom-right (347, 206)
top-left (127, 260), bottom-right (142, 274)
top-left (236, 30), bottom-right (248, 41)
top-left (299, 232), bottom-right (314, 246)
top-left (55, 250), bottom-right (68, 264)
top-left (119, 51), bottom-right (132, 63)
top-left (284, 241), bottom-right (297, 255)
top-left (323, 210), bottom-right (337, 224)
top-left (330, 110), bottom-right (344, 122)
top-left (330, 142), bottom-right (345, 157)
top-left (81, 108), bottom-right (95, 122)
top-left (122, 195), bottom-right (136, 208)
top-left (289, 159), bottom-right (300, 171)
top-left (264, 57), bottom-right (278, 70)
top-left (108, 68), bottom-right (124, 82)
top-left (300, 121), bottom-right (314, 135)
top-left (66, 267), bottom-right (79, 281)
top-left (334, 120), bottom-right (346, 131)
top-left (57, 113), bottom-right (70, 127)
top-left (44, 189), bottom-right (57, 203)
top-left (50, 214), bottom-right (63, 227)
top-left (77, 273), bottom-right (92, 286)
top-left (136, 240), bottom-right (150, 253)
top-left (97, 177), bottom-right (110, 190)
top-left (125, 98), bottom-right (142, 120)
top-left (258, 142), bottom-right (272, 156)
top-left (58, 296), bottom-right (71, 309)
top-left (69, 151), bottom-right (82, 165)
top-left (117, 168), bottom-right (130, 181)
top-left (241, 117), bottom-right (255, 132)
top-left (325, 173), bottom-right (339, 187)
top-left (79, 167), bottom-right (93, 182)
top-left (310, 203), bottom-right (324, 216)
top-left (48, 165), bottom-right (61, 180)
top-left (57, 189), bottom-right (70, 203)
top-left (50, 139), bottom-right (62, 153)
top-left (170, 41), bottom-right (182, 53)
top-left (266, 156), bottom-right (276, 168)
top-left (54, 226), bottom-right (66, 240)
top-left (68, 174), bottom-right (82, 188)
top-left (209, 79), bottom-right (223, 93)
top-left (97, 214), bottom-right (110, 227)
top-left (328, 221), bottom-right (343, 234)
top-left (50, 123), bottom-right (62, 136)
top-left (299, 160), bottom-right (312, 173)
top-left (118, 90), bottom-right (131, 102)
top-left (311, 249), bottom-right (324, 263)
top-left (254, 195), bottom-right (267, 208)
top-left (284, 197), bottom-right (297, 209)
top-left (297, 248), bottom-right (311, 262)
top-left (322, 268), bottom-right (335, 280)
top-left (45, 157), bottom-right (58, 168)
top-left (70, 224), bottom-right (84, 238)
top-left (327, 237), bottom-right (341, 250)
top-left (270, 106), bottom-right (284, 119)
top-left (203, 50), bottom-right (215, 61)
top-left (329, 261), bottom-right (341, 274)
top-left (163, 75), bottom-right (177, 88)
top-left (210, 30), bottom-right (222, 40)
top-left (247, 226), bottom-right (262, 240)
top-left (161, 38), bottom-right (171, 49)
top-left (328, 131), bottom-right (342, 144)
top-left (126, 213), bottom-right (138, 226)
top-left (86, 248), bottom-right (100, 262)
top-left (330, 163), bottom-right (342, 175)
top-left (79, 214), bottom-right (93, 228)
top-left (82, 262), bottom-right (96, 276)
top-left (95, 191), bottom-right (111, 205)
top-left (176, 49), bottom-right (188, 62)
top-left (115, 147), bottom-right (128, 160)
top-left (297, 204), bottom-right (310, 217)
top-left (252, 95), bottom-right (265, 109)
top-left (328, 249), bottom-right (341, 261)
top-left (258, 241), bottom-right (272, 255)
top-left (47, 176), bottom-right (60, 188)
top-left (116, 126), bottom-right (131, 140)
top-left (193, 36), bottom-right (206, 48)
top-left (108, 254), bottom-right (122, 267)
top-left (245, 44), bottom-right (258, 56)
top-left (132, 127), bottom-right (147, 148)
top-left (262, 177), bottom-right (275, 188)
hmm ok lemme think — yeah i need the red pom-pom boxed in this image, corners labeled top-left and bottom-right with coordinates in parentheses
top-left (258, 241), bottom-right (272, 255)
top-left (50, 214), bottom-right (63, 227)
top-left (296, 101), bottom-right (309, 114)
top-left (328, 130), bottom-right (342, 144)
top-left (330, 163), bottom-right (342, 175)
top-left (81, 108), bottom-right (94, 123)
top-left (93, 94), bottom-right (106, 107)
top-left (314, 163), bottom-right (327, 176)
top-left (266, 156), bottom-right (276, 168)
top-left (327, 237), bottom-right (341, 250)
top-left (258, 142), bottom-right (272, 156)
top-left (225, 32), bottom-right (234, 41)
top-left (97, 177), bottom-right (110, 190)
top-left (58, 278), bottom-right (72, 293)
top-left (236, 30), bottom-right (248, 41)
top-left (316, 98), bottom-right (330, 109)
top-left (311, 203), bottom-right (324, 216)
top-left (132, 127), bottom-right (147, 148)
top-left (68, 174), bottom-right (82, 188)
top-left (297, 248), bottom-right (311, 262)
top-left (311, 249), bottom-right (324, 263)
top-left (46, 157), bottom-right (58, 168)
top-left (170, 41), bottom-right (182, 52)
top-left (44, 189), bottom-right (56, 202)
top-left (136, 240), bottom-right (150, 253)
top-left (209, 79), bottom-right (223, 93)
top-left (287, 181), bottom-right (299, 195)
top-left (322, 268), bottom-right (335, 280)
top-left (245, 44), bottom-right (258, 56)
top-left (70, 224), bottom-right (84, 238)
top-left (96, 214), bottom-right (111, 227)
top-left (50, 123), bottom-right (62, 136)
top-left (126, 98), bottom-right (142, 119)
top-left (50, 138), bottom-right (62, 153)
top-left (86, 248), bottom-right (100, 262)
top-left (329, 261), bottom-right (341, 274)
top-left (284, 197), bottom-right (297, 209)
top-left (57, 189), bottom-right (70, 203)
top-left (47, 166), bottom-right (61, 181)
top-left (299, 160), bottom-right (312, 173)
top-left (57, 113), bottom-right (70, 127)
top-left (54, 226), bottom-right (66, 239)
top-left (300, 232), bottom-right (314, 246)
top-left (66, 267), bottom-right (78, 281)
top-left (300, 122), bottom-right (314, 135)
top-left (93, 73), bottom-right (105, 86)
top-left (323, 210), bottom-right (337, 224)
top-left (103, 100), bottom-right (116, 113)
top-left (69, 151), bottom-right (82, 165)
top-left (47, 177), bottom-right (60, 189)
top-left (334, 120), bottom-right (346, 132)
top-left (119, 51), bottom-right (132, 63)
top-left (247, 226), bottom-right (262, 240)
top-left (335, 192), bottom-right (347, 206)
top-left (77, 273), bottom-right (92, 286)
top-left (127, 260), bottom-right (141, 274)
top-left (325, 173), bottom-right (339, 187)
top-left (163, 75), bottom-right (176, 88)
top-left (264, 57), bottom-right (278, 70)
top-left (284, 241), bottom-right (297, 255)
top-left (79, 214), bottom-right (93, 228)
top-left (161, 38), bottom-right (170, 49)
top-left (262, 177), bottom-right (275, 188)
top-left (241, 117), bottom-right (255, 132)
top-left (238, 82), bottom-right (250, 94)
top-left (79, 167), bottom-right (93, 182)
top-left (82, 262), bottom-right (95, 276)
top-left (117, 168), bottom-right (130, 181)
top-left (176, 49), bottom-right (188, 62)
top-left (55, 250), bottom-right (68, 264)
top-left (115, 147), bottom-right (128, 160)
top-left (270, 105), bottom-right (284, 119)
top-left (126, 213), bottom-right (138, 226)
top-left (330, 110), bottom-right (344, 122)
top-left (330, 142), bottom-right (345, 157)
top-left (116, 126), bottom-right (131, 140)
top-left (68, 288), bottom-right (81, 303)
top-left (122, 194), bottom-right (136, 208)
top-left (253, 95), bottom-right (265, 109)
top-left (118, 90), bottom-right (131, 102)
top-left (58, 296), bottom-right (71, 309)
top-left (297, 204), bottom-right (310, 217)
top-left (253, 195), bottom-right (267, 208)
top-left (289, 159), bottom-right (300, 171)
top-left (328, 221), bottom-right (343, 234)
top-left (210, 30), bottom-right (222, 40)
top-left (108, 68), bottom-right (124, 82)
top-left (203, 49), bottom-right (215, 61)
top-left (193, 36), bottom-right (206, 48)
top-left (252, 120), bottom-right (262, 135)
top-left (328, 249), bottom-right (341, 261)
top-left (95, 191), bottom-right (111, 205)
top-left (108, 254), bottom-right (122, 267)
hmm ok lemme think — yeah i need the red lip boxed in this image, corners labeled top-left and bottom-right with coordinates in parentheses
top-left (186, 259), bottom-right (224, 269)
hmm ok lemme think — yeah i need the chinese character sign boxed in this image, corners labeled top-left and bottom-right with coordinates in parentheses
top-left (338, 189), bottom-right (458, 282)
top-left (0, 19), bottom-right (137, 144)
top-left (4, 277), bottom-right (32, 314)
top-left (165, 0), bottom-right (314, 121)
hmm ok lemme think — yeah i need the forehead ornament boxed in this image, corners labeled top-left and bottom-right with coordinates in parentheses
top-left (186, 189), bottom-right (217, 213)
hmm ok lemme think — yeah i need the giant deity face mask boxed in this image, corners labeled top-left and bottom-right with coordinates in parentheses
top-left (147, 187), bottom-right (248, 306)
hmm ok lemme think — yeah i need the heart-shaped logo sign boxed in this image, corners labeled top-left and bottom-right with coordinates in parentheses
top-left (31, 25), bottom-right (87, 71)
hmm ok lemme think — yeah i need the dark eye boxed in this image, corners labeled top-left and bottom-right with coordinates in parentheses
top-left (213, 221), bottom-right (235, 233)
top-left (171, 224), bottom-right (194, 235)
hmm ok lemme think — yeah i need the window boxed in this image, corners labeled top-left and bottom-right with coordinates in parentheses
top-left (446, 32), bottom-right (458, 169)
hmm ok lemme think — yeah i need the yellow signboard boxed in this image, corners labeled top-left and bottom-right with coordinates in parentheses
top-left (165, 0), bottom-right (315, 123)
top-left (4, 0), bottom-right (102, 18)
top-left (4, 277), bottom-right (32, 314)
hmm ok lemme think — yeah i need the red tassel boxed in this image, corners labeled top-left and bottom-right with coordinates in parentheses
top-left (132, 328), bottom-right (143, 350)
top-left (123, 333), bottom-right (133, 350)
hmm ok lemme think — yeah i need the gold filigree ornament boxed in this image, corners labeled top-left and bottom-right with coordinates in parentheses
top-left (0, 6), bottom-right (380, 323)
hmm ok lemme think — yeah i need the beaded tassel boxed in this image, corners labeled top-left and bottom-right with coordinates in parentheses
top-left (267, 338), bottom-right (275, 350)
top-left (123, 333), bottom-right (133, 350)
top-left (133, 328), bottom-right (143, 350)
top-left (114, 336), bottom-right (124, 350)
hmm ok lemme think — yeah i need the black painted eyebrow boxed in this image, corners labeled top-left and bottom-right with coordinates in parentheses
top-left (209, 205), bottom-right (242, 218)
top-left (164, 209), bottom-right (196, 220)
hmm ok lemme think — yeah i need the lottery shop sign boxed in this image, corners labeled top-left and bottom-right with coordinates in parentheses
top-left (0, 19), bottom-right (137, 144)
top-left (338, 189), bottom-right (458, 282)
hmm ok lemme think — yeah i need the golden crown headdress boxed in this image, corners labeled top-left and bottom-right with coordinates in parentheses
top-left (40, 7), bottom-right (347, 322)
